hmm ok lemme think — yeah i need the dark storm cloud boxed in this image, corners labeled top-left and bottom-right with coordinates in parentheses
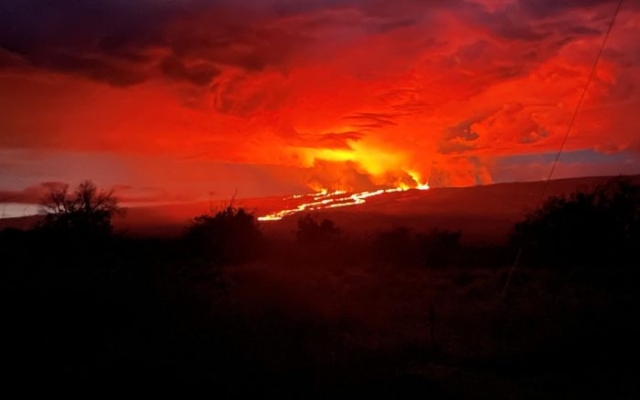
top-left (373, 18), bottom-right (420, 33)
top-left (0, 0), bottom-right (466, 87)
top-left (0, 0), bottom-right (311, 86)
top-left (517, 0), bottom-right (616, 19)
top-left (33, 51), bottom-right (148, 87)
top-left (0, 0), bottom-right (184, 85)
top-left (165, 19), bottom-right (311, 73)
top-left (445, 119), bottom-right (481, 142)
top-left (460, 0), bottom-right (626, 49)
top-left (486, 14), bottom-right (546, 41)
top-left (439, 117), bottom-right (484, 156)
top-left (160, 56), bottom-right (221, 87)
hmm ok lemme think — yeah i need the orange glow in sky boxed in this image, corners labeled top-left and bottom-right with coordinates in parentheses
top-left (1, 0), bottom-right (640, 212)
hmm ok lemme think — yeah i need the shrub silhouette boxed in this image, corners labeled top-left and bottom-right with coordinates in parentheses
top-left (38, 180), bottom-right (122, 237)
top-left (295, 214), bottom-right (342, 244)
top-left (511, 177), bottom-right (640, 268)
top-left (186, 206), bottom-right (262, 264)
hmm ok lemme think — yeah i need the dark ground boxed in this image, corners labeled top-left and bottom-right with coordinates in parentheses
top-left (3, 228), bottom-right (638, 398)
top-left (3, 176), bottom-right (640, 397)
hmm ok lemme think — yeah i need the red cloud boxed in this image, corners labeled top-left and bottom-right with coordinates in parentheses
top-left (0, 0), bottom-right (639, 199)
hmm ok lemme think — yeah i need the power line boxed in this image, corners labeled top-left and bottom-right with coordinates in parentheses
top-left (502, 0), bottom-right (625, 297)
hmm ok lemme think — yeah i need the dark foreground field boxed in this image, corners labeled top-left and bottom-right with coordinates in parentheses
top-left (3, 177), bottom-right (640, 397)
top-left (3, 230), bottom-right (638, 399)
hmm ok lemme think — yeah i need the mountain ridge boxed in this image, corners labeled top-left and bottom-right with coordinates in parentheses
top-left (2, 174), bottom-right (638, 243)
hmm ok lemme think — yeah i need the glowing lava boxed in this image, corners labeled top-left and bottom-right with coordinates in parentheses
top-left (258, 182), bottom-right (430, 221)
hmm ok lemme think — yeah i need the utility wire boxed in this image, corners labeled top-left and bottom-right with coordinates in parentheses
top-left (501, 0), bottom-right (625, 297)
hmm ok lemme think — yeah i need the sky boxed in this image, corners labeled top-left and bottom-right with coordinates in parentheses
top-left (1, 0), bottom-right (640, 211)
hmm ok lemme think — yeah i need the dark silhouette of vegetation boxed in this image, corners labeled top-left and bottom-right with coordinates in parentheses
top-left (185, 205), bottom-right (263, 264)
top-left (38, 180), bottom-right (122, 237)
top-left (370, 226), bottom-right (469, 268)
top-left (295, 214), bottom-right (342, 244)
top-left (3, 177), bottom-right (639, 396)
top-left (511, 177), bottom-right (640, 268)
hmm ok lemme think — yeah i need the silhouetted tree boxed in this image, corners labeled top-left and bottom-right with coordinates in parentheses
top-left (38, 180), bottom-right (122, 237)
top-left (186, 206), bottom-right (262, 264)
top-left (295, 214), bottom-right (342, 244)
top-left (511, 177), bottom-right (640, 268)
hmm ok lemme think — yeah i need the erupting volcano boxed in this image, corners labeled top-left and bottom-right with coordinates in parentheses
top-left (1, 0), bottom-right (639, 219)
top-left (3, 1), bottom-right (640, 395)
top-left (258, 181), bottom-right (431, 221)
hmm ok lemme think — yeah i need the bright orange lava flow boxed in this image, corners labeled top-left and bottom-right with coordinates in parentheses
top-left (258, 182), bottom-right (430, 221)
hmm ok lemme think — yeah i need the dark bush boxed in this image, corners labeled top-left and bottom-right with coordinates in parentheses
top-left (185, 206), bottom-right (263, 264)
top-left (511, 177), bottom-right (640, 268)
top-left (295, 214), bottom-right (342, 244)
top-left (37, 180), bottom-right (122, 238)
